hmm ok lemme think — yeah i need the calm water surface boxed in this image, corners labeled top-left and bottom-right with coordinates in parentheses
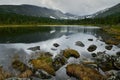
top-left (0, 25), bottom-right (101, 43)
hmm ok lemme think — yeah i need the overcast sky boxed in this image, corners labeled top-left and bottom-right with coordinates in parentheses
top-left (0, 0), bottom-right (120, 16)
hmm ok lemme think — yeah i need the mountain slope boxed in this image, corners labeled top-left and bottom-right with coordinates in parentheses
top-left (94, 3), bottom-right (120, 18)
top-left (0, 4), bottom-right (78, 19)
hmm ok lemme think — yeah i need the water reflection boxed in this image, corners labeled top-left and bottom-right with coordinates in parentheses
top-left (0, 25), bottom-right (101, 43)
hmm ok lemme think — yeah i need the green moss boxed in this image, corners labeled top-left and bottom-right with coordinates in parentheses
top-left (0, 67), bottom-right (12, 80)
top-left (66, 64), bottom-right (106, 80)
top-left (30, 53), bottom-right (55, 75)
top-left (12, 60), bottom-right (29, 72)
top-left (103, 25), bottom-right (120, 45)
top-left (63, 49), bottom-right (80, 58)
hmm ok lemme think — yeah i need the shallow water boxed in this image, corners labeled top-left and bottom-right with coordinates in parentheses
top-left (0, 25), bottom-right (120, 80)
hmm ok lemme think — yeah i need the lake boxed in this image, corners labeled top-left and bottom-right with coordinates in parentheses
top-left (0, 25), bottom-right (101, 43)
top-left (0, 25), bottom-right (120, 80)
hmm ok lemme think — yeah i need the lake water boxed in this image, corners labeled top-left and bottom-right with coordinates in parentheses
top-left (0, 25), bottom-right (120, 80)
top-left (0, 25), bottom-right (101, 43)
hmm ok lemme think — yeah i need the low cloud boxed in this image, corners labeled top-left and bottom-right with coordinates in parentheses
top-left (0, 0), bottom-right (120, 15)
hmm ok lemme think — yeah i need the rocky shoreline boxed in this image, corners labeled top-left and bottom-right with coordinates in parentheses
top-left (0, 45), bottom-right (120, 80)
top-left (0, 31), bottom-right (120, 80)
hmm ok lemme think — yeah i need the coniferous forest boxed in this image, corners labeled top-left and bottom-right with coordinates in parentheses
top-left (0, 12), bottom-right (120, 25)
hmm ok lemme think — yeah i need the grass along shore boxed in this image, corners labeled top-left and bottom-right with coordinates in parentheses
top-left (102, 25), bottom-right (120, 45)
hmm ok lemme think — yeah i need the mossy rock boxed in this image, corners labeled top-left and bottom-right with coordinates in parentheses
top-left (0, 67), bottom-right (12, 80)
top-left (63, 49), bottom-right (80, 58)
top-left (99, 62), bottom-right (114, 71)
top-left (105, 39), bottom-right (119, 45)
top-left (52, 54), bottom-right (67, 71)
top-left (19, 69), bottom-right (33, 78)
top-left (29, 53), bottom-right (55, 75)
top-left (12, 60), bottom-right (29, 72)
top-left (66, 64), bottom-right (106, 80)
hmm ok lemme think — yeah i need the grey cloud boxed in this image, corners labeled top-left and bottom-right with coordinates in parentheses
top-left (0, 0), bottom-right (120, 15)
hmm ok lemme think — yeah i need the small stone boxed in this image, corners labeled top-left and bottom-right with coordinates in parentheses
top-left (88, 39), bottom-right (93, 41)
top-left (116, 52), bottom-right (120, 56)
top-left (28, 46), bottom-right (40, 51)
top-left (105, 45), bottom-right (113, 50)
top-left (91, 53), bottom-right (97, 57)
top-left (51, 48), bottom-right (57, 51)
top-left (53, 43), bottom-right (60, 47)
top-left (75, 41), bottom-right (85, 47)
top-left (87, 45), bottom-right (97, 52)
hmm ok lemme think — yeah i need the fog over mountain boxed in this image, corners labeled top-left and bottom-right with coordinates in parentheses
top-left (0, 0), bottom-right (120, 16)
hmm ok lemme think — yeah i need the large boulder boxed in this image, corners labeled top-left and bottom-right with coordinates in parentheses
top-left (28, 46), bottom-right (40, 51)
top-left (87, 45), bottom-right (97, 52)
top-left (75, 41), bottom-right (85, 47)
top-left (29, 53), bottom-right (55, 76)
top-left (66, 64), bottom-right (106, 80)
top-left (63, 49), bottom-right (80, 59)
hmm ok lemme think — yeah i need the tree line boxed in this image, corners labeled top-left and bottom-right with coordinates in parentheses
top-left (0, 12), bottom-right (120, 25)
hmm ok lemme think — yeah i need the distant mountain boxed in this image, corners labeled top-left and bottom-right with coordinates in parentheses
top-left (0, 4), bottom-right (78, 19)
top-left (81, 3), bottom-right (120, 19)
top-left (93, 3), bottom-right (120, 18)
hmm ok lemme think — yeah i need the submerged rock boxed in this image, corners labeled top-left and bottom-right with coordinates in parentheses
top-left (91, 53), bottom-right (97, 57)
top-left (53, 43), bottom-right (60, 47)
top-left (63, 49), bottom-right (80, 59)
top-left (66, 64), bottom-right (106, 80)
top-left (88, 39), bottom-right (93, 41)
top-left (105, 45), bottom-right (113, 50)
top-left (29, 53), bottom-right (55, 75)
top-left (116, 51), bottom-right (120, 56)
top-left (51, 48), bottom-right (57, 51)
top-left (87, 45), bottom-right (97, 52)
top-left (52, 54), bottom-right (67, 71)
top-left (28, 46), bottom-right (40, 51)
top-left (75, 41), bottom-right (85, 47)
